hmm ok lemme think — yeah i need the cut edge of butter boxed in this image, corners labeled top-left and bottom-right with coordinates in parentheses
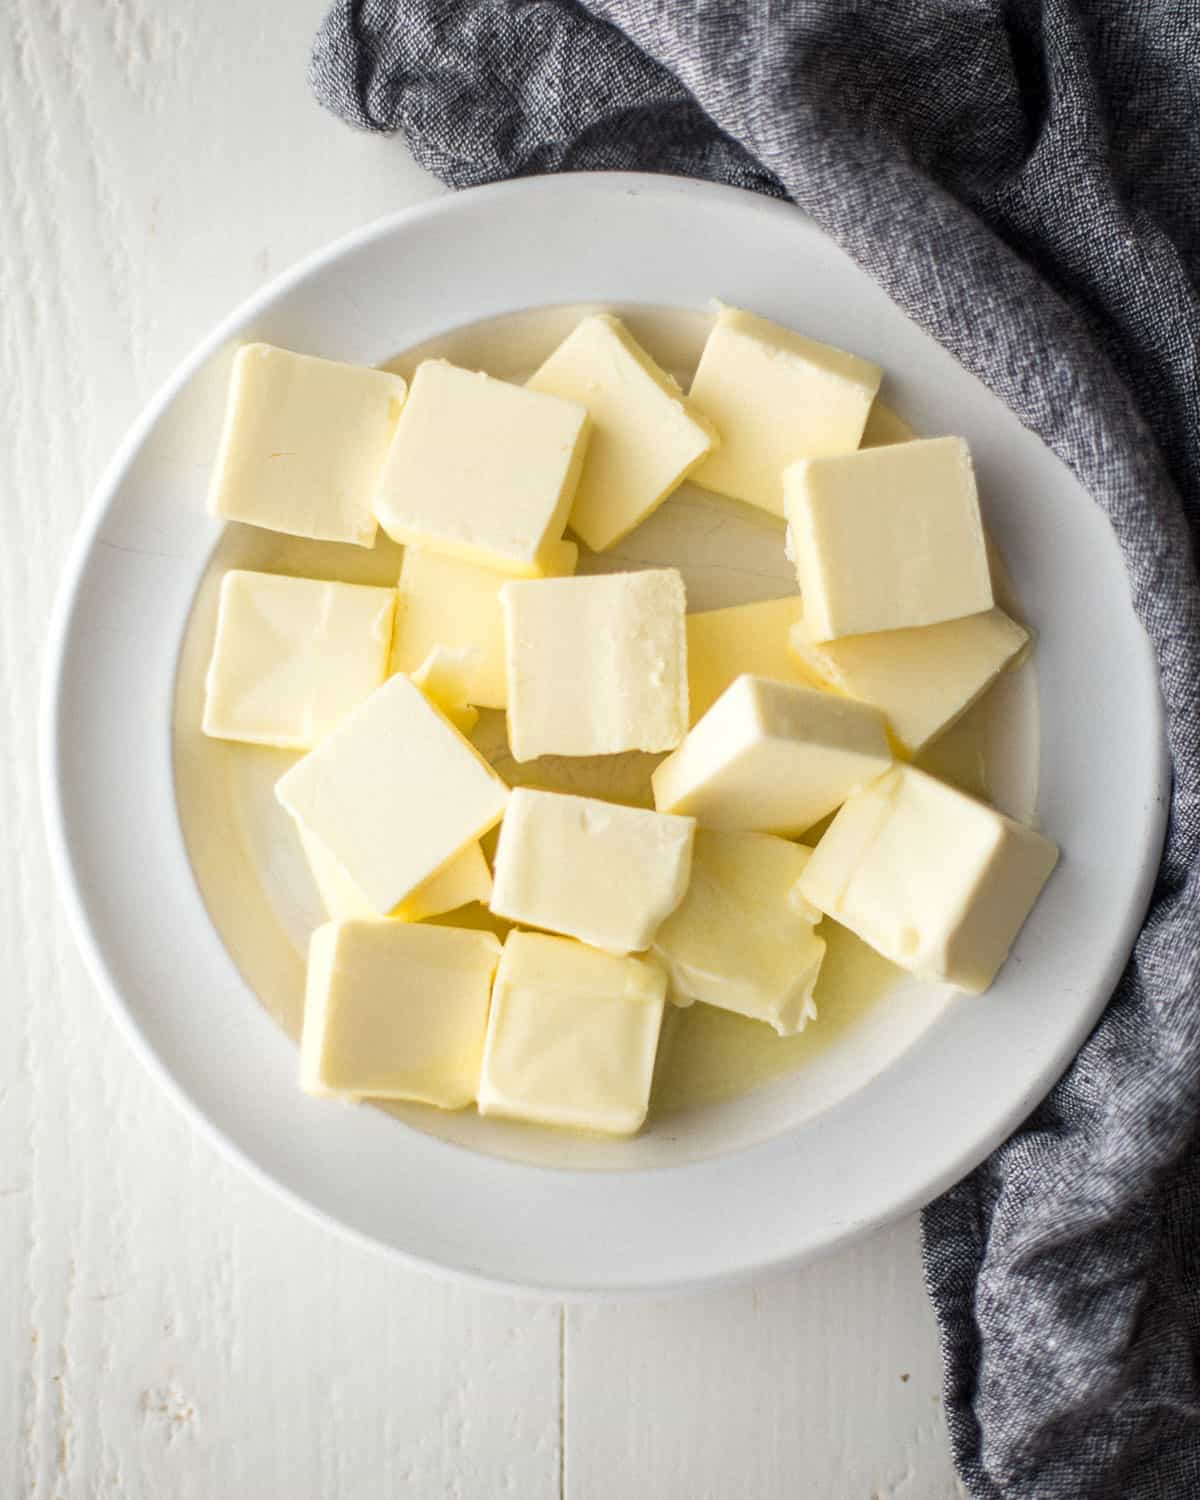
top-left (412, 646), bottom-right (482, 734)
top-left (297, 822), bottom-right (493, 925)
top-left (787, 607), bottom-right (1031, 755)
top-left (859, 398), bottom-right (917, 449)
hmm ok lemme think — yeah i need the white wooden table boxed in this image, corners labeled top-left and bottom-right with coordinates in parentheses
top-left (2, 2), bottom-right (964, 1493)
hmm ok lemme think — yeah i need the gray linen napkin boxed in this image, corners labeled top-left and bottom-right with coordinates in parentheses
top-left (311, 4), bottom-right (1200, 1494)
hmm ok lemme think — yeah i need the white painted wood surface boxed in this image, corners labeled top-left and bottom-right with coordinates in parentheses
top-left (0, 0), bottom-right (963, 1493)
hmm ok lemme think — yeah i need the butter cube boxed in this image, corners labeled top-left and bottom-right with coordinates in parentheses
top-left (391, 542), bottom-right (577, 711)
top-left (526, 314), bottom-right (718, 551)
top-left (298, 825), bottom-right (492, 924)
top-left (301, 920), bottom-right (501, 1105)
top-left (374, 360), bottom-right (589, 575)
top-left (276, 674), bottom-right (508, 914)
top-left (687, 307), bottom-right (882, 516)
top-left (203, 570), bottom-right (395, 749)
top-left (294, 653), bottom-right (495, 921)
top-left (490, 788), bottom-right (695, 954)
top-left (686, 596), bottom-right (808, 723)
top-left (799, 765), bottom-right (1059, 993)
top-left (652, 830), bottom-right (825, 1035)
top-left (652, 675), bottom-right (892, 835)
top-left (208, 343), bottom-right (407, 546)
top-left (785, 437), bottom-right (994, 640)
top-left (501, 569), bottom-right (688, 761)
top-left (789, 608), bottom-right (1030, 754)
top-left (477, 932), bottom-right (667, 1135)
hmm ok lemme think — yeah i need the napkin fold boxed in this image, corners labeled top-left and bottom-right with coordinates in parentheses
top-left (311, 3), bottom-right (1200, 1493)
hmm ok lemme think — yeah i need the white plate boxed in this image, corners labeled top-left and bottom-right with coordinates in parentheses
top-left (42, 173), bottom-right (1168, 1296)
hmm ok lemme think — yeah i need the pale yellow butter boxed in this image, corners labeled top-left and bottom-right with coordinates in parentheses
top-left (490, 788), bottom-right (695, 954)
top-left (526, 314), bottom-right (718, 551)
top-left (785, 436), bottom-right (994, 640)
top-left (686, 596), bottom-right (808, 723)
top-left (799, 765), bottom-right (1059, 994)
top-left (393, 841), bottom-right (493, 921)
top-left (276, 673), bottom-right (508, 914)
top-left (203, 569), bottom-right (395, 749)
top-left (298, 825), bottom-right (492, 924)
top-left (477, 931), bottom-right (667, 1136)
top-left (652, 830), bottom-right (825, 1035)
top-left (301, 920), bottom-right (501, 1105)
top-left (374, 360), bottom-right (589, 575)
top-left (208, 343), bottom-right (407, 546)
top-left (501, 568), bottom-right (688, 761)
top-left (293, 652), bottom-right (496, 920)
top-left (687, 306), bottom-right (882, 516)
top-left (652, 674), bottom-right (892, 836)
top-left (411, 647), bottom-right (481, 734)
top-left (391, 541), bottom-right (577, 711)
top-left (859, 400), bottom-right (917, 448)
top-left (788, 608), bottom-right (1030, 755)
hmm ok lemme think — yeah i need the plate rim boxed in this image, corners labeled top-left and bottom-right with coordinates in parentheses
top-left (40, 170), bottom-right (1170, 1298)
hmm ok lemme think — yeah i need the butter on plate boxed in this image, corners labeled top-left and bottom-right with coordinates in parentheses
top-left (490, 788), bottom-right (695, 955)
top-left (652, 674), bottom-right (892, 836)
top-left (301, 920), bottom-right (501, 1106)
top-left (477, 932), bottom-right (667, 1136)
top-left (687, 305), bottom-right (882, 517)
top-left (799, 764), bottom-right (1059, 994)
top-left (788, 607), bottom-right (1031, 755)
top-left (203, 569), bottom-right (395, 749)
top-left (374, 360), bottom-right (589, 576)
top-left (276, 673), bottom-right (509, 915)
top-left (527, 313), bottom-right (718, 552)
top-left (784, 436), bottom-right (994, 640)
top-left (653, 829), bottom-right (826, 1036)
top-left (501, 568), bottom-right (689, 761)
top-left (208, 343), bottom-right (407, 547)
